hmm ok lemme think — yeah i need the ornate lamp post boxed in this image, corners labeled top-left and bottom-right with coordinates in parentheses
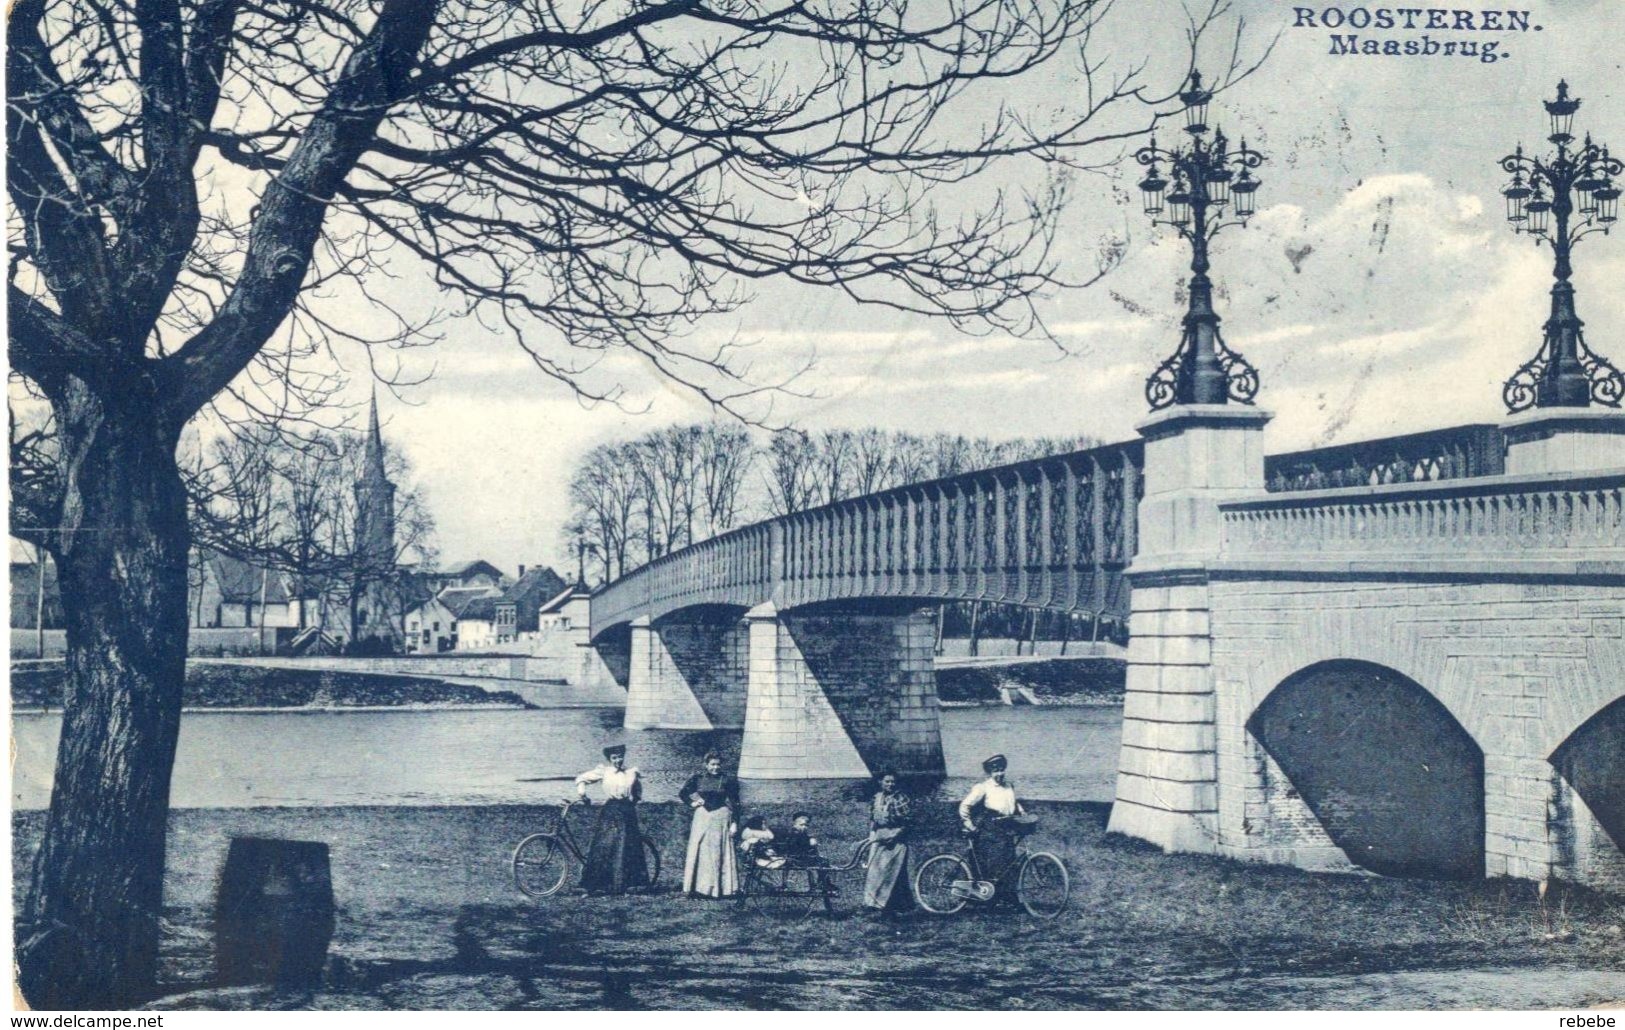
top-left (1136, 70), bottom-right (1266, 410)
top-left (1498, 80), bottom-right (1624, 412)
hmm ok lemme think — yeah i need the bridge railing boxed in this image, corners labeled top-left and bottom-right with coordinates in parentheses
top-left (591, 439), bottom-right (1145, 636)
top-left (1263, 424), bottom-right (1506, 493)
top-left (1221, 468), bottom-right (1625, 560)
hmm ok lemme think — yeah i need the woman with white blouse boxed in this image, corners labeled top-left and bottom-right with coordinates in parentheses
top-left (574, 743), bottom-right (648, 893)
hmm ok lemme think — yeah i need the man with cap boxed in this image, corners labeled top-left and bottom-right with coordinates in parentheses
top-left (958, 754), bottom-right (1028, 894)
top-left (574, 744), bottom-right (649, 894)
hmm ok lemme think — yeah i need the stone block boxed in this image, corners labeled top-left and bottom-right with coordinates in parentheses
top-left (1123, 691), bottom-right (1214, 724)
top-left (1116, 744), bottom-right (1214, 782)
top-left (1114, 773), bottom-right (1217, 813)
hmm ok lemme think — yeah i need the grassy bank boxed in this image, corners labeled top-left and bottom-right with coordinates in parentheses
top-left (937, 658), bottom-right (1125, 704)
top-left (9, 664), bottom-right (533, 710)
top-left (12, 802), bottom-right (1623, 1009)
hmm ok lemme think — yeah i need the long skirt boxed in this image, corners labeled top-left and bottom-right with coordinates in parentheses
top-left (973, 819), bottom-right (1020, 882)
top-left (682, 805), bottom-right (738, 897)
top-left (581, 798), bottom-right (648, 894)
top-left (863, 840), bottom-right (911, 912)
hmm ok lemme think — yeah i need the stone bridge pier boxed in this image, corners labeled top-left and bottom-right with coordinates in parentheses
top-left (623, 606), bottom-right (750, 731)
top-left (606, 601), bottom-right (945, 780)
top-left (737, 602), bottom-right (944, 780)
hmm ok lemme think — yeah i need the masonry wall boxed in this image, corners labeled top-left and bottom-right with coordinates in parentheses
top-left (654, 613), bottom-right (750, 729)
top-left (1208, 575), bottom-right (1625, 889)
top-left (738, 604), bottom-right (945, 779)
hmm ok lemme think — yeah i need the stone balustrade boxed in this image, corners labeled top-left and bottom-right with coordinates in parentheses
top-left (1220, 469), bottom-right (1625, 560)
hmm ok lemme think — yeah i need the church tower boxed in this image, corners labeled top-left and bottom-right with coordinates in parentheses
top-left (352, 390), bottom-right (400, 648)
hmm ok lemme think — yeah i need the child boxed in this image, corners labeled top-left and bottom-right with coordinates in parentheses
top-left (774, 811), bottom-right (822, 867)
top-left (738, 815), bottom-right (785, 869)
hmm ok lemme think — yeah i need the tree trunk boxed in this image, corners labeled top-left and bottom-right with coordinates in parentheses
top-left (35, 543), bottom-right (48, 658)
top-left (19, 387), bottom-right (190, 1009)
top-left (968, 600), bottom-right (981, 657)
top-left (259, 569), bottom-right (269, 655)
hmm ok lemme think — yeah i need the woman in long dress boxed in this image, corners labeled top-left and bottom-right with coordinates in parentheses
top-left (678, 752), bottom-right (740, 898)
top-left (574, 744), bottom-right (648, 894)
top-left (863, 771), bottom-right (914, 916)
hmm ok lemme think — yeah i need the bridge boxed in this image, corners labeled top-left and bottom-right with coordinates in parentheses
top-left (587, 405), bottom-right (1625, 893)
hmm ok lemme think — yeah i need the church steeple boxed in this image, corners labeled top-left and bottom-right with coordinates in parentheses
top-left (353, 387), bottom-right (399, 648)
top-left (364, 387), bottom-right (387, 483)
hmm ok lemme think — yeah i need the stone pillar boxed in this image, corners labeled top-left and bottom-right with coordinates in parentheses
top-left (624, 616), bottom-right (713, 730)
top-left (1107, 405), bottom-right (1272, 854)
top-left (738, 602), bottom-right (945, 780)
top-left (563, 590), bottom-right (616, 690)
top-left (1503, 409), bottom-right (1625, 475)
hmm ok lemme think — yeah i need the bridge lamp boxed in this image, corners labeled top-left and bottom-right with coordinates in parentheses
top-left (1138, 159), bottom-right (1167, 216)
top-left (1494, 79), bottom-right (1625, 412)
top-left (1595, 180), bottom-right (1621, 224)
top-left (1232, 168), bottom-right (1259, 220)
top-left (1180, 69), bottom-right (1212, 134)
top-left (1545, 80), bottom-right (1579, 144)
top-left (1502, 167), bottom-right (1531, 225)
top-left (1133, 69), bottom-right (1266, 410)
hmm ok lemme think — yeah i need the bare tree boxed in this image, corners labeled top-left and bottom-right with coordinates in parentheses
top-left (694, 422), bottom-right (756, 537)
top-left (567, 441), bottom-right (646, 581)
top-left (7, 0), bottom-right (1250, 1003)
top-left (811, 429), bottom-right (857, 505)
top-left (764, 430), bottom-right (820, 516)
top-left (632, 426), bottom-right (700, 556)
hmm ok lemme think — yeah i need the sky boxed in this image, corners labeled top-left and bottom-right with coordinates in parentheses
top-left (272, 0), bottom-right (1625, 574)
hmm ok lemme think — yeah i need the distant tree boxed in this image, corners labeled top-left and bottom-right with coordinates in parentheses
top-left (810, 429), bottom-right (857, 505)
top-left (694, 422), bottom-right (756, 537)
top-left (764, 431), bottom-right (821, 516)
top-left (632, 426), bottom-right (701, 556)
top-left (567, 441), bottom-right (646, 581)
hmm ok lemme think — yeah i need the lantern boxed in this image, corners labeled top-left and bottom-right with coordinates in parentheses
top-left (1503, 171), bottom-right (1531, 224)
top-left (1165, 184), bottom-right (1192, 226)
top-left (1232, 170), bottom-right (1259, 219)
top-left (1545, 80), bottom-right (1579, 143)
top-left (1138, 159), bottom-right (1168, 217)
top-left (1595, 180), bottom-right (1621, 224)
top-left (1525, 182), bottom-right (1552, 235)
top-left (1180, 70), bottom-right (1211, 134)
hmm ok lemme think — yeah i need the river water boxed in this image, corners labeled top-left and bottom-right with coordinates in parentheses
top-left (10, 704), bottom-right (1124, 810)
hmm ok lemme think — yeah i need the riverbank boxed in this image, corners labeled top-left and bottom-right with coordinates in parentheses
top-left (9, 664), bottom-right (534, 711)
top-left (936, 657), bottom-right (1125, 705)
top-left (12, 802), bottom-right (1623, 1010)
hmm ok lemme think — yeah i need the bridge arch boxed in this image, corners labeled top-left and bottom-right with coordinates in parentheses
top-left (1549, 696), bottom-right (1625, 889)
top-left (1246, 659), bottom-right (1486, 880)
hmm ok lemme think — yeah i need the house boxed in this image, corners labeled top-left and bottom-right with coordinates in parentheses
top-left (493, 565), bottom-right (570, 643)
top-left (9, 540), bottom-right (63, 630)
top-left (404, 585), bottom-right (502, 653)
top-left (403, 594), bottom-right (457, 654)
top-left (536, 580), bottom-right (588, 633)
top-left (416, 560), bottom-right (506, 595)
top-left (189, 550), bottom-right (298, 630)
top-left (454, 595), bottom-right (500, 651)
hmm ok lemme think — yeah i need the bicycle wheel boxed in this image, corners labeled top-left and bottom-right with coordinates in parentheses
top-left (641, 837), bottom-right (661, 890)
top-left (743, 867), bottom-right (820, 920)
top-left (512, 833), bottom-right (571, 898)
top-left (913, 854), bottom-right (971, 915)
top-left (1017, 851), bottom-right (1069, 920)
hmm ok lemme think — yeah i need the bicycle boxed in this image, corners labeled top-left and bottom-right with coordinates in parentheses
top-left (737, 838), bottom-right (873, 920)
top-left (511, 798), bottom-right (661, 898)
top-left (912, 820), bottom-right (1069, 919)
